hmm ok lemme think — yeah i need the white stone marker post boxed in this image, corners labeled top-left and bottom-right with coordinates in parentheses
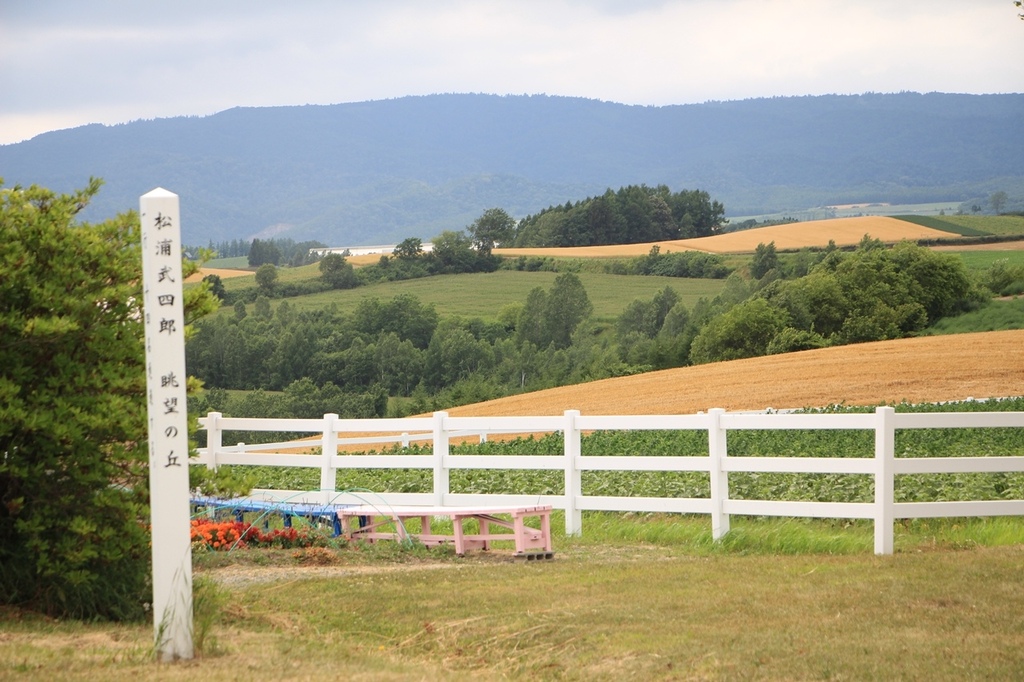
top-left (140, 188), bottom-right (194, 661)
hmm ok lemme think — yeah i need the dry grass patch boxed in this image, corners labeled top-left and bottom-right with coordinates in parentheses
top-left (185, 267), bottom-right (254, 283)
top-left (5, 544), bottom-right (1024, 680)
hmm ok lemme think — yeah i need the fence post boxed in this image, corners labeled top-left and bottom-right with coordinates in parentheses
top-left (433, 411), bottom-right (450, 506)
top-left (564, 410), bottom-right (582, 536)
top-left (321, 413), bottom-right (338, 496)
top-left (708, 408), bottom-right (730, 540)
top-left (205, 412), bottom-right (222, 471)
top-left (874, 406), bottom-right (896, 555)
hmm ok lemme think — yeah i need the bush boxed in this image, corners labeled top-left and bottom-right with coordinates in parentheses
top-left (1, 180), bottom-right (151, 619)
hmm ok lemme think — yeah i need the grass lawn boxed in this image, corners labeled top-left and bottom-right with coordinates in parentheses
top-left (4, 515), bottom-right (1023, 681)
top-left (952, 249), bottom-right (1024, 272)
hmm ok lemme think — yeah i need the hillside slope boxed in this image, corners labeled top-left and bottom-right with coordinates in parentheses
top-left (3, 92), bottom-right (1022, 246)
top-left (443, 330), bottom-right (1024, 416)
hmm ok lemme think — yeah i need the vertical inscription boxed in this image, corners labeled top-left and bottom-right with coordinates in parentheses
top-left (140, 189), bottom-right (193, 661)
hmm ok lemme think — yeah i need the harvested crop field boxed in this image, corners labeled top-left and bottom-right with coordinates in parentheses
top-left (185, 267), bottom-right (254, 282)
top-left (446, 330), bottom-right (1024, 417)
top-left (347, 253), bottom-right (388, 266)
top-left (495, 216), bottom-right (955, 258)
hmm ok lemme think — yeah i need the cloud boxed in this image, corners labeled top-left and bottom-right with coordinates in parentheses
top-left (1, 0), bottom-right (1021, 144)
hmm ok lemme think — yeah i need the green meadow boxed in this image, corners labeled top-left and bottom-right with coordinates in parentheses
top-left (216, 269), bottom-right (728, 323)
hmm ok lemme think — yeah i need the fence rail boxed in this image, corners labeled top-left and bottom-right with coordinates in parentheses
top-left (195, 407), bottom-right (1024, 554)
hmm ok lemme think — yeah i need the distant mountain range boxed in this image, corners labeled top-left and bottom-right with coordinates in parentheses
top-left (2, 92), bottom-right (1022, 247)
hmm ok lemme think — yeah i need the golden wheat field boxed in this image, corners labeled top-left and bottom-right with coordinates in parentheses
top-left (308, 330), bottom-right (1023, 450)
top-left (496, 216), bottom-right (954, 258)
top-left (186, 216), bottom-right (972, 282)
top-left (444, 330), bottom-right (1024, 417)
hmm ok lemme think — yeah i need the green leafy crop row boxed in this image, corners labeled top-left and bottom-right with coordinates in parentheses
top-left (230, 398), bottom-right (1024, 506)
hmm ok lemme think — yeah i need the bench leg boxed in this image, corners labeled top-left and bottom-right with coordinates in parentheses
top-left (541, 511), bottom-right (552, 551)
top-left (513, 513), bottom-right (527, 555)
top-left (479, 516), bottom-right (490, 551)
top-left (452, 516), bottom-right (467, 556)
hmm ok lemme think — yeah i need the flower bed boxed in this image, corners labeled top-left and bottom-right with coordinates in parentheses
top-left (190, 518), bottom-right (332, 551)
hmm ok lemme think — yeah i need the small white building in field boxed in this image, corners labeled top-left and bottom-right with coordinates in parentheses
top-left (310, 243), bottom-right (434, 258)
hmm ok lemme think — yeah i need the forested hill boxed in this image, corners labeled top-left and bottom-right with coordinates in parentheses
top-left (1, 92), bottom-right (1022, 247)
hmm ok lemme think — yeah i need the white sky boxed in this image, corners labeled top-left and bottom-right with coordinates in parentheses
top-left (1, 0), bottom-right (1022, 145)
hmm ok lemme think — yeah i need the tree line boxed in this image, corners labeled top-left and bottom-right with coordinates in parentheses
top-left (192, 183), bottom-right (726, 270)
top-left (512, 185), bottom-right (725, 247)
top-left (185, 237), bottom-right (328, 266)
top-left (187, 273), bottom-right (602, 417)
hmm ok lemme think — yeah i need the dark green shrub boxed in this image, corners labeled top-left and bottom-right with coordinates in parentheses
top-left (1, 180), bottom-right (151, 619)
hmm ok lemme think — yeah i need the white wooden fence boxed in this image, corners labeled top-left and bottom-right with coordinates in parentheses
top-left (195, 406), bottom-right (1024, 555)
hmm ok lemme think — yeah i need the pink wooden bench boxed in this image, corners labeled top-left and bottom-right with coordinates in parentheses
top-left (337, 505), bottom-right (553, 558)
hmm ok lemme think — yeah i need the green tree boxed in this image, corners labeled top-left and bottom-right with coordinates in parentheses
top-left (515, 287), bottom-right (550, 348)
top-left (255, 263), bottom-right (278, 293)
top-left (765, 271), bottom-right (849, 338)
top-left (750, 242), bottom-right (779, 279)
top-left (765, 327), bottom-right (827, 355)
top-left (667, 188), bottom-right (726, 238)
top-left (514, 210), bottom-right (566, 247)
top-left (254, 294), bottom-right (273, 319)
top-left (0, 180), bottom-right (217, 619)
top-left (352, 294), bottom-right (439, 349)
top-left (689, 298), bottom-right (790, 364)
top-left (616, 287), bottom-right (679, 342)
top-left (990, 191), bottom-right (1008, 214)
top-left (430, 230), bottom-right (478, 273)
top-left (515, 185), bottom-right (725, 247)
top-left (318, 252), bottom-right (358, 289)
top-left (248, 238), bottom-right (281, 267)
top-left (371, 332), bottom-right (424, 395)
top-left (424, 322), bottom-right (494, 388)
top-left (394, 237), bottom-right (424, 260)
top-left (468, 208), bottom-right (516, 254)
top-left (617, 299), bottom-right (659, 341)
top-left (202, 273), bottom-right (226, 300)
top-left (544, 273), bottom-right (593, 349)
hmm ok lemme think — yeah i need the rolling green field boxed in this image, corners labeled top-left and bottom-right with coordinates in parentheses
top-left (924, 297), bottom-right (1024, 334)
top-left (934, 214), bottom-right (1024, 236)
top-left (728, 201), bottom-right (964, 224)
top-left (952, 249), bottom-right (1024, 270)
top-left (217, 261), bottom-right (316, 286)
top-left (218, 270), bottom-right (728, 323)
top-left (205, 255), bottom-right (250, 269)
